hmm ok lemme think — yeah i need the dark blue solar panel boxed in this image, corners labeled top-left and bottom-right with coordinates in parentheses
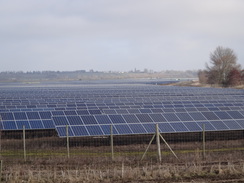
top-left (116, 109), bottom-right (129, 114)
top-left (94, 115), bottom-right (112, 124)
top-left (158, 123), bottom-right (175, 133)
top-left (196, 121), bottom-right (216, 131)
top-left (184, 122), bottom-right (202, 131)
top-left (114, 124), bottom-right (133, 134)
top-left (189, 112), bottom-right (206, 121)
top-left (100, 125), bottom-right (118, 135)
top-left (52, 111), bottom-right (65, 116)
top-left (67, 116), bottom-right (83, 125)
top-left (201, 112), bottom-right (219, 120)
top-left (214, 111), bottom-right (232, 120)
top-left (80, 116), bottom-right (97, 125)
top-left (16, 121), bottom-right (31, 129)
top-left (13, 112), bottom-right (27, 120)
top-left (142, 123), bottom-right (156, 133)
top-left (174, 108), bottom-right (186, 112)
top-left (76, 110), bottom-right (89, 115)
top-left (2, 121), bottom-right (17, 130)
top-left (196, 107), bottom-right (209, 112)
top-left (222, 120), bottom-right (242, 130)
top-left (89, 110), bottom-right (102, 115)
top-left (122, 114), bottom-right (140, 123)
top-left (149, 114), bottom-right (167, 122)
top-left (86, 125), bottom-right (104, 136)
top-left (227, 111), bottom-right (244, 119)
top-left (39, 111), bottom-right (52, 119)
top-left (56, 126), bottom-right (74, 137)
top-left (151, 109), bottom-right (163, 113)
top-left (209, 121), bottom-right (229, 130)
top-left (109, 115), bottom-right (126, 124)
top-left (52, 116), bottom-right (69, 126)
top-left (0, 112), bottom-right (14, 120)
top-left (127, 109), bottom-right (140, 114)
top-left (29, 120), bottom-right (44, 129)
top-left (136, 114), bottom-right (153, 123)
top-left (64, 110), bottom-right (77, 115)
top-left (72, 125), bottom-right (89, 136)
top-left (139, 109), bottom-right (152, 113)
top-left (170, 122), bottom-right (189, 132)
top-left (128, 124), bottom-right (147, 134)
top-left (42, 120), bottom-right (55, 129)
top-left (162, 113), bottom-right (180, 122)
top-left (176, 113), bottom-right (193, 121)
top-left (26, 112), bottom-right (40, 120)
top-left (103, 109), bottom-right (117, 114)
top-left (235, 120), bottom-right (244, 128)
top-left (162, 109), bottom-right (175, 113)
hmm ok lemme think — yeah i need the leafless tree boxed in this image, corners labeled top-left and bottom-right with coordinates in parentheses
top-left (206, 46), bottom-right (240, 86)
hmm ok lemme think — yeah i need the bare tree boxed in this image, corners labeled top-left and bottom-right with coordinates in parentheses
top-left (206, 46), bottom-right (240, 86)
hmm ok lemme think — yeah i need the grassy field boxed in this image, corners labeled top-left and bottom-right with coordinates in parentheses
top-left (0, 134), bottom-right (244, 182)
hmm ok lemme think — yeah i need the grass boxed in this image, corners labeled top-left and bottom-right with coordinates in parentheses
top-left (0, 134), bottom-right (244, 182)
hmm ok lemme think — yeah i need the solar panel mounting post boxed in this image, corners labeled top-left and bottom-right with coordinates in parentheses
top-left (23, 125), bottom-right (26, 162)
top-left (110, 125), bottom-right (114, 161)
top-left (202, 124), bottom-right (206, 160)
top-left (156, 124), bottom-right (162, 162)
top-left (66, 125), bottom-right (70, 158)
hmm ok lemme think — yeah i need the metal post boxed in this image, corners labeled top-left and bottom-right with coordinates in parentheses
top-left (23, 125), bottom-right (26, 162)
top-left (156, 124), bottom-right (162, 162)
top-left (66, 125), bottom-right (70, 158)
top-left (202, 124), bottom-right (206, 160)
top-left (141, 134), bottom-right (156, 161)
top-left (110, 125), bottom-right (114, 161)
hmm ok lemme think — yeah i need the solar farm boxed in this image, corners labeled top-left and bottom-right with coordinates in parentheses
top-left (1, 81), bottom-right (244, 137)
top-left (1, 80), bottom-right (244, 182)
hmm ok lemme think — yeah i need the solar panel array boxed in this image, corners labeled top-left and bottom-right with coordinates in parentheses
top-left (1, 83), bottom-right (244, 137)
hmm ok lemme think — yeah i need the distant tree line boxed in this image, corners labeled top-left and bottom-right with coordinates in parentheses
top-left (198, 46), bottom-right (243, 87)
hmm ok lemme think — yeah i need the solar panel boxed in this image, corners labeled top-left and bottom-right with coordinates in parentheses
top-left (183, 122), bottom-right (202, 131)
top-left (201, 112), bottom-right (219, 120)
top-left (135, 114), bottom-right (153, 123)
top-left (122, 114), bottom-right (140, 123)
top-left (222, 120), bottom-right (242, 130)
top-left (162, 113), bottom-right (180, 122)
top-left (114, 124), bottom-right (133, 134)
top-left (80, 116), bottom-right (97, 125)
top-left (209, 121), bottom-right (229, 130)
top-left (94, 115), bottom-right (112, 124)
top-left (86, 125), bottom-right (104, 136)
top-left (176, 113), bottom-right (194, 121)
top-left (128, 124), bottom-right (147, 134)
top-left (13, 112), bottom-right (28, 120)
top-left (66, 116), bottom-right (83, 125)
top-left (109, 115), bottom-right (126, 124)
top-left (16, 120), bottom-right (30, 129)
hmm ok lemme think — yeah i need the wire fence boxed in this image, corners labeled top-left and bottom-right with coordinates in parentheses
top-left (0, 127), bottom-right (244, 182)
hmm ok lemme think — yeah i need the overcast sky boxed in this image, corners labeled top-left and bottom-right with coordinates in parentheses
top-left (0, 0), bottom-right (244, 72)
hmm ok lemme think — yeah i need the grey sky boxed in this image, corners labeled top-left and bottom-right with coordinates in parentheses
top-left (0, 0), bottom-right (244, 72)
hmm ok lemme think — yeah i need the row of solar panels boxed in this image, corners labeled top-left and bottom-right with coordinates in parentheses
top-left (1, 109), bottom-right (244, 121)
top-left (1, 110), bottom-right (244, 131)
top-left (1, 104), bottom-right (244, 113)
top-left (1, 99), bottom-right (244, 109)
top-left (56, 119), bottom-right (244, 137)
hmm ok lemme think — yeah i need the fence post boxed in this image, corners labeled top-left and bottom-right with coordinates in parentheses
top-left (202, 124), bottom-right (206, 160)
top-left (110, 125), bottom-right (114, 161)
top-left (0, 160), bottom-right (2, 182)
top-left (66, 125), bottom-right (70, 158)
top-left (156, 124), bottom-right (162, 162)
top-left (23, 125), bottom-right (26, 162)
